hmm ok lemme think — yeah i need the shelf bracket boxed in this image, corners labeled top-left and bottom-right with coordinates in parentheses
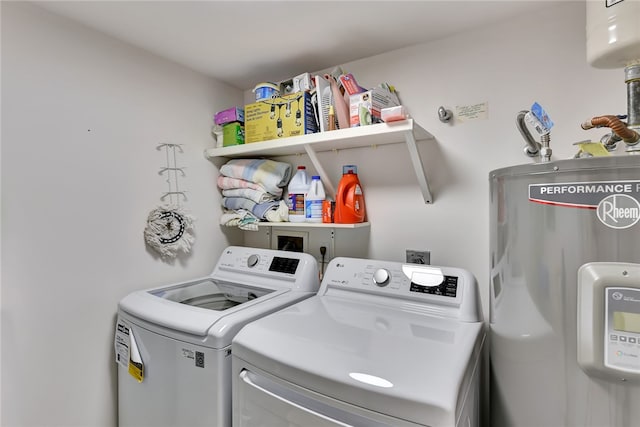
top-left (303, 144), bottom-right (336, 198)
top-left (404, 130), bottom-right (433, 204)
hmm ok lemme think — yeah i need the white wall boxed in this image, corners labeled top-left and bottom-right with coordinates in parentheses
top-left (261, 1), bottom-right (622, 318)
top-left (1, 3), bottom-right (242, 426)
top-left (1, 1), bottom-right (629, 426)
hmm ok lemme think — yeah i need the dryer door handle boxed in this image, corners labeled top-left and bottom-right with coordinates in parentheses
top-left (239, 370), bottom-right (351, 426)
top-left (237, 369), bottom-right (414, 426)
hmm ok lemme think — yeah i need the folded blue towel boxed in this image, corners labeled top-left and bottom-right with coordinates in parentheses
top-left (252, 200), bottom-right (281, 219)
top-left (222, 197), bottom-right (255, 212)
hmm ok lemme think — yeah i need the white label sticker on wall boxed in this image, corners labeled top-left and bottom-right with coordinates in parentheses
top-left (455, 102), bottom-right (488, 122)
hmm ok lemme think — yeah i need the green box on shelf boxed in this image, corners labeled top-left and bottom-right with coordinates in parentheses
top-left (222, 122), bottom-right (244, 147)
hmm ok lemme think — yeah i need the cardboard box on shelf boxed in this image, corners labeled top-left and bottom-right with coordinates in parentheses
top-left (349, 87), bottom-right (400, 127)
top-left (244, 92), bottom-right (318, 143)
top-left (214, 107), bottom-right (244, 126)
top-left (222, 122), bottom-right (244, 146)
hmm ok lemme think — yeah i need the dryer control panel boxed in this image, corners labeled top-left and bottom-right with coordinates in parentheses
top-left (320, 257), bottom-right (480, 322)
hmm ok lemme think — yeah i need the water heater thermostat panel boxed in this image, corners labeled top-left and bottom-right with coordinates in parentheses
top-left (578, 262), bottom-right (640, 382)
top-left (605, 287), bottom-right (640, 373)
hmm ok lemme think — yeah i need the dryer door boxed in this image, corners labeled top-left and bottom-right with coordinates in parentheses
top-left (234, 368), bottom-right (422, 427)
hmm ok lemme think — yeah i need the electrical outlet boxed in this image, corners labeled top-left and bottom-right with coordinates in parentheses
top-left (317, 241), bottom-right (332, 264)
top-left (406, 249), bottom-right (430, 265)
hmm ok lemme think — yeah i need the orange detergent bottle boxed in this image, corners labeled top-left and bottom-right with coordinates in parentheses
top-left (334, 165), bottom-right (366, 223)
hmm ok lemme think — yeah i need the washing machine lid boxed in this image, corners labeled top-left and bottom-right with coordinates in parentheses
top-left (150, 278), bottom-right (270, 310)
top-left (233, 295), bottom-right (484, 426)
top-left (120, 279), bottom-right (291, 342)
top-left (119, 246), bottom-right (320, 348)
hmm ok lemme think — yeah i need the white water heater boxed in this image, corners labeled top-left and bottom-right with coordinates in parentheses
top-left (586, 0), bottom-right (640, 68)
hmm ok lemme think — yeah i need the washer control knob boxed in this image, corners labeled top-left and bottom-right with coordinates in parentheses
top-left (373, 269), bottom-right (391, 287)
top-left (247, 254), bottom-right (260, 268)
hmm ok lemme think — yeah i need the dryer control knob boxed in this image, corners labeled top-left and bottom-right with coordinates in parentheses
top-left (247, 254), bottom-right (260, 268)
top-left (373, 269), bottom-right (390, 287)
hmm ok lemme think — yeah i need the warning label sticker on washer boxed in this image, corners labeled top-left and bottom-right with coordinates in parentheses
top-left (529, 180), bottom-right (640, 229)
top-left (181, 348), bottom-right (206, 368)
top-left (114, 320), bottom-right (130, 369)
top-left (114, 319), bottom-right (145, 382)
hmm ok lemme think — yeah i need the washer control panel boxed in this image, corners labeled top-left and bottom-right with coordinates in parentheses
top-left (218, 247), bottom-right (301, 276)
top-left (213, 246), bottom-right (319, 293)
top-left (605, 287), bottom-right (640, 373)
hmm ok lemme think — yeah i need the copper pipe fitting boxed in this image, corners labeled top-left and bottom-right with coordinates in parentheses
top-left (581, 115), bottom-right (640, 144)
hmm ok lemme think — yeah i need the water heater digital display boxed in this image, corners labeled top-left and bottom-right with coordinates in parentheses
top-left (613, 311), bottom-right (640, 334)
top-left (604, 287), bottom-right (640, 373)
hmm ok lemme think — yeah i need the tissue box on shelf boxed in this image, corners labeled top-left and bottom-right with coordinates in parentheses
top-left (349, 87), bottom-right (401, 127)
top-left (214, 107), bottom-right (244, 126)
top-left (381, 105), bottom-right (408, 122)
top-left (244, 91), bottom-right (318, 143)
top-left (222, 122), bottom-right (244, 147)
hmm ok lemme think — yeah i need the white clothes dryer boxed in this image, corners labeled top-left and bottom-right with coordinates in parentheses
top-left (232, 257), bottom-right (485, 427)
top-left (114, 246), bottom-right (319, 427)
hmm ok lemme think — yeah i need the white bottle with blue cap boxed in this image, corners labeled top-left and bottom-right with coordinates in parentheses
top-left (305, 176), bottom-right (325, 223)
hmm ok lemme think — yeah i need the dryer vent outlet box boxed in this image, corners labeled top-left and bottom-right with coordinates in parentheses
top-left (272, 230), bottom-right (308, 253)
top-left (406, 250), bottom-right (430, 265)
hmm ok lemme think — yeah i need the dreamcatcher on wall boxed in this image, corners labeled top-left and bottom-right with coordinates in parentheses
top-left (144, 143), bottom-right (195, 260)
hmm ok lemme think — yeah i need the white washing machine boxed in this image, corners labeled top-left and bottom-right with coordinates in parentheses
top-left (232, 257), bottom-right (485, 427)
top-left (114, 246), bottom-right (319, 427)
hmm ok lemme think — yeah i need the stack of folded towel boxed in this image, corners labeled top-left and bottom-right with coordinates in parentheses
top-left (218, 159), bottom-right (292, 230)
